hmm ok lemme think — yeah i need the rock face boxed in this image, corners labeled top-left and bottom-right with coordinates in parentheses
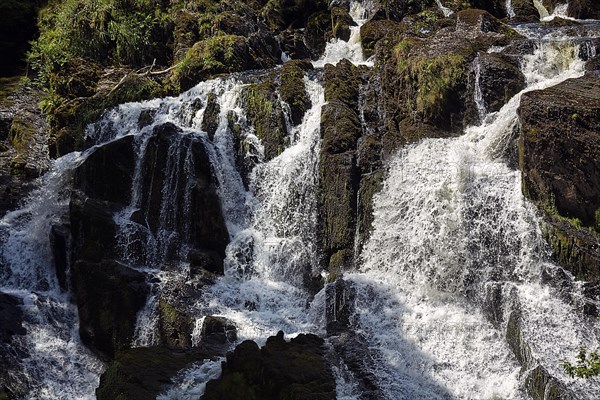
top-left (68, 122), bottom-right (229, 358)
top-left (518, 75), bottom-right (600, 281)
top-left (0, 292), bottom-right (28, 400)
top-left (202, 332), bottom-right (336, 400)
top-left (96, 346), bottom-right (221, 400)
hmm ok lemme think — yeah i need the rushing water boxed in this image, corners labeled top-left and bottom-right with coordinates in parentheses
top-left (1, 0), bottom-right (600, 399)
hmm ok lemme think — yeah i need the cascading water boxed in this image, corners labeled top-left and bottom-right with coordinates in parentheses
top-left (346, 29), bottom-right (600, 400)
top-left (2, 0), bottom-right (600, 399)
top-left (0, 154), bottom-right (105, 399)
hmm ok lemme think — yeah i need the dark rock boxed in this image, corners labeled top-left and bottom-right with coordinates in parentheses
top-left (370, 0), bottom-right (435, 22)
top-left (331, 6), bottom-right (356, 41)
top-left (277, 29), bottom-right (312, 60)
top-left (305, 11), bottom-right (333, 60)
top-left (518, 75), bottom-right (600, 279)
top-left (330, 331), bottom-right (383, 400)
top-left (50, 222), bottom-right (70, 291)
top-left (280, 60), bottom-right (313, 125)
top-left (96, 346), bottom-right (221, 400)
top-left (511, 0), bottom-right (541, 21)
top-left (200, 316), bottom-right (237, 344)
top-left (69, 193), bottom-right (120, 263)
top-left (138, 109), bottom-right (155, 129)
top-left (567, 0), bottom-right (600, 20)
top-left (525, 366), bottom-right (575, 400)
top-left (158, 298), bottom-right (194, 350)
top-left (0, 292), bottom-right (26, 342)
top-left (476, 51), bottom-right (526, 113)
top-left (188, 249), bottom-right (224, 276)
top-left (262, 0), bottom-right (328, 31)
top-left (135, 123), bottom-right (229, 262)
top-left (201, 92), bottom-right (220, 140)
top-left (360, 19), bottom-right (404, 59)
top-left (71, 259), bottom-right (149, 359)
top-left (73, 135), bottom-right (135, 205)
top-left (203, 332), bottom-right (336, 400)
top-left (240, 75), bottom-right (289, 161)
top-left (482, 282), bottom-right (505, 327)
top-left (325, 279), bottom-right (356, 335)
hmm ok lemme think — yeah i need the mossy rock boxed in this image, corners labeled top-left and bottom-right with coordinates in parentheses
top-left (360, 19), bottom-right (404, 59)
top-left (201, 92), bottom-right (220, 140)
top-left (8, 117), bottom-right (35, 154)
top-left (304, 11), bottom-right (332, 60)
top-left (203, 332), bottom-right (335, 400)
top-left (158, 298), bottom-right (194, 350)
top-left (240, 76), bottom-right (288, 161)
top-left (171, 35), bottom-right (251, 92)
top-left (330, 6), bottom-right (355, 41)
top-left (280, 60), bottom-right (312, 126)
top-left (97, 346), bottom-right (219, 400)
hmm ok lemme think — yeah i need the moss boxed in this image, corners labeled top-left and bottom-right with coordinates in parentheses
top-left (395, 39), bottom-right (466, 118)
top-left (171, 35), bottom-right (249, 91)
top-left (158, 298), bottom-right (194, 350)
top-left (280, 61), bottom-right (312, 125)
top-left (8, 117), bottom-right (35, 153)
top-left (241, 78), bottom-right (287, 160)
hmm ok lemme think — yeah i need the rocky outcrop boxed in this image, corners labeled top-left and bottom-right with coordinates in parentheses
top-left (518, 75), bottom-right (600, 281)
top-left (72, 259), bottom-right (149, 359)
top-left (281, 60), bottom-right (313, 126)
top-left (0, 293), bottom-right (28, 400)
top-left (68, 122), bottom-right (229, 358)
top-left (202, 332), bottom-right (336, 400)
top-left (96, 346), bottom-right (222, 400)
top-left (476, 51), bottom-right (526, 114)
top-left (566, 0), bottom-right (600, 20)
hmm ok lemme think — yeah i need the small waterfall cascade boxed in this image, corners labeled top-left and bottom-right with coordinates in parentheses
top-left (0, 155), bottom-right (106, 398)
top-left (349, 27), bottom-right (599, 400)
top-left (2, 0), bottom-right (600, 399)
top-left (506, 0), bottom-right (516, 19)
top-left (435, 0), bottom-right (454, 18)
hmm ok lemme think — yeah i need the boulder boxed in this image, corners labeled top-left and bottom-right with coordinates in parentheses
top-left (518, 75), bottom-right (600, 280)
top-left (0, 292), bottom-right (25, 342)
top-left (325, 279), bottom-right (356, 335)
top-left (476, 51), bottom-right (526, 113)
top-left (96, 346), bottom-right (221, 400)
top-left (331, 6), bottom-right (356, 41)
top-left (158, 298), bottom-right (194, 351)
top-left (200, 316), bottom-right (237, 345)
top-left (71, 260), bottom-right (149, 359)
top-left (201, 92), bottom-right (220, 140)
top-left (280, 60), bottom-right (313, 126)
top-left (305, 11), bottom-right (333, 60)
top-left (203, 332), bottom-right (336, 400)
top-left (567, 0), bottom-right (600, 20)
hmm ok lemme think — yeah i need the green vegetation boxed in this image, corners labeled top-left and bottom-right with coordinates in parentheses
top-left (394, 38), bottom-right (465, 117)
top-left (562, 346), bottom-right (600, 378)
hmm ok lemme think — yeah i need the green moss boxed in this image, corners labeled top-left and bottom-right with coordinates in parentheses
top-left (171, 35), bottom-right (248, 91)
top-left (8, 117), bottom-right (35, 153)
top-left (395, 39), bottom-right (466, 117)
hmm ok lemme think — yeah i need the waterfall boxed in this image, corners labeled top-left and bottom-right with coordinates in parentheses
top-left (435, 0), bottom-right (454, 18)
top-left (506, 0), bottom-right (516, 19)
top-left (473, 54), bottom-right (487, 123)
top-left (348, 31), bottom-right (598, 400)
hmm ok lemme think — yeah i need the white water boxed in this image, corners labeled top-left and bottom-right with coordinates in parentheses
top-left (506, 0), bottom-right (516, 19)
top-left (3, 1), bottom-right (600, 399)
top-left (0, 153), bottom-right (105, 399)
top-left (347, 35), bottom-right (599, 400)
top-left (435, 0), bottom-right (454, 18)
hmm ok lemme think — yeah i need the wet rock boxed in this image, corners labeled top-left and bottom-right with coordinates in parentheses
top-left (360, 19), bottom-right (404, 59)
top-left (158, 298), bottom-right (194, 350)
top-left (325, 279), bottom-right (356, 335)
top-left (0, 292), bottom-right (26, 342)
top-left (476, 51), bottom-right (526, 113)
top-left (305, 11), bottom-right (333, 60)
top-left (280, 60), bottom-right (313, 126)
top-left (188, 250), bottom-right (224, 277)
top-left (567, 0), bottom-right (600, 20)
top-left (330, 331), bottom-right (383, 400)
top-left (201, 316), bottom-right (237, 345)
top-left (371, 0), bottom-right (435, 22)
top-left (509, 0), bottom-right (541, 21)
top-left (277, 29), bottom-right (312, 60)
top-left (71, 259), bottom-right (149, 359)
top-left (136, 123), bottom-right (229, 261)
top-left (201, 92), bottom-right (220, 140)
top-left (50, 222), bottom-right (70, 291)
top-left (331, 6), bottom-right (356, 41)
top-left (96, 346), bottom-right (221, 400)
top-left (203, 332), bottom-right (336, 400)
top-left (525, 365), bottom-right (575, 400)
top-left (518, 75), bottom-right (600, 280)
top-left (240, 75), bottom-right (289, 161)
top-left (73, 134), bottom-right (136, 205)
